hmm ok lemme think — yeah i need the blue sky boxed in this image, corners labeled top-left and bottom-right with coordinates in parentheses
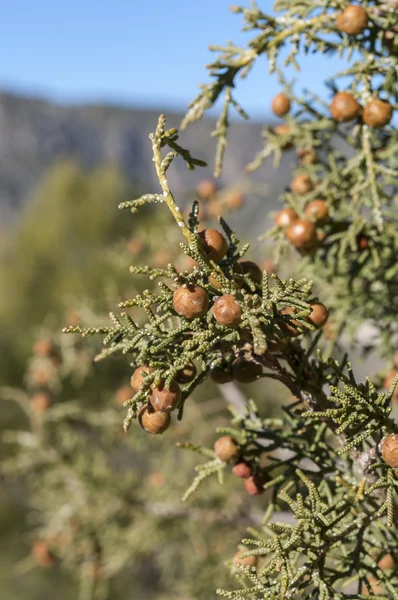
top-left (1, 1), bottom-right (346, 119)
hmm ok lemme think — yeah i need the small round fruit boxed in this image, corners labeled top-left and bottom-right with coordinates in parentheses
top-left (363, 99), bottom-right (393, 128)
top-left (305, 199), bottom-right (329, 224)
top-left (138, 404), bottom-right (171, 435)
top-left (131, 365), bottom-right (156, 392)
top-left (213, 294), bottom-right (242, 327)
top-left (330, 92), bottom-right (361, 122)
top-left (32, 541), bottom-right (54, 568)
top-left (279, 306), bottom-right (302, 337)
top-left (291, 174), bottom-right (315, 195)
top-left (232, 461), bottom-right (253, 479)
top-left (198, 229), bottom-right (228, 263)
top-left (173, 285), bottom-right (210, 319)
top-left (357, 234), bottom-right (369, 251)
top-left (149, 381), bottom-right (181, 412)
top-left (244, 474), bottom-right (267, 496)
top-left (239, 260), bottom-right (263, 284)
top-left (232, 358), bottom-right (262, 383)
top-left (272, 93), bottom-right (291, 117)
top-left (225, 189), bottom-right (244, 210)
top-left (274, 208), bottom-right (298, 229)
top-left (214, 436), bottom-right (240, 462)
top-left (233, 550), bottom-right (258, 568)
top-left (197, 179), bottom-right (217, 199)
top-left (115, 385), bottom-right (132, 406)
top-left (307, 303), bottom-right (329, 328)
top-left (176, 362), bottom-right (197, 384)
top-left (378, 554), bottom-right (395, 571)
top-left (274, 124), bottom-right (293, 150)
top-left (336, 5), bottom-right (368, 36)
top-left (381, 434), bottom-right (398, 468)
top-left (286, 219), bottom-right (317, 249)
top-left (210, 367), bottom-right (233, 384)
top-left (297, 148), bottom-right (317, 165)
top-left (31, 392), bottom-right (51, 413)
top-left (383, 371), bottom-right (398, 400)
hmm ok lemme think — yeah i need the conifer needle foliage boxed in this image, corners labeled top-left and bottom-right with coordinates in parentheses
top-left (61, 2), bottom-right (398, 598)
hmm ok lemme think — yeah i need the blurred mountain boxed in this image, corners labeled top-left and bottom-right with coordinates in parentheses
top-left (0, 91), bottom-right (291, 223)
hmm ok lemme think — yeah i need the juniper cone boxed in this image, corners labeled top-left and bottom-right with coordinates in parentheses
top-left (54, 1), bottom-right (398, 598)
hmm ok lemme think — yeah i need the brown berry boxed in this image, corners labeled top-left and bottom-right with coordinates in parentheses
top-left (336, 5), bottom-right (368, 36)
top-left (232, 461), bottom-right (253, 479)
top-left (291, 174), bottom-right (315, 195)
top-left (363, 99), bottom-right (393, 128)
top-left (272, 93), bottom-right (291, 117)
top-left (239, 260), bottom-right (262, 284)
top-left (244, 474), bottom-right (266, 496)
top-left (383, 371), bottom-right (398, 400)
top-left (149, 381), bottom-right (181, 412)
top-left (307, 303), bottom-right (329, 328)
top-left (233, 550), bottom-right (258, 568)
top-left (32, 541), bottom-right (54, 568)
top-left (30, 392), bottom-right (51, 413)
top-left (381, 433), bottom-right (398, 468)
top-left (210, 367), bottom-right (233, 384)
top-left (213, 294), bottom-right (242, 328)
top-left (115, 385), bottom-right (132, 406)
top-left (330, 92), bottom-right (361, 122)
top-left (225, 189), bottom-right (244, 210)
top-left (173, 285), bottom-right (209, 319)
top-left (138, 404), bottom-right (171, 434)
top-left (378, 554), bottom-right (395, 571)
top-left (198, 229), bottom-right (228, 263)
top-left (279, 306), bottom-right (302, 337)
top-left (305, 199), bottom-right (329, 224)
top-left (232, 358), bottom-right (262, 383)
top-left (274, 208), bottom-right (298, 229)
top-left (131, 365), bottom-right (156, 392)
top-left (357, 234), bottom-right (369, 251)
top-left (286, 219), bottom-right (317, 249)
top-left (214, 436), bottom-right (240, 462)
top-left (176, 362), bottom-right (197, 384)
top-left (197, 179), bottom-right (217, 200)
top-left (33, 338), bottom-right (54, 357)
top-left (274, 124), bottom-right (293, 150)
top-left (297, 148), bottom-right (317, 165)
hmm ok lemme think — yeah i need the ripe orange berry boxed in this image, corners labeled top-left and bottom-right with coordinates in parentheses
top-left (214, 436), bottom-right (240, 462)
top-left (381, 433), bottom-right (398, 468)
top-left (305, 199), bottom-right (329, 224)
top-left (232, 461), bottom-right (253, 479)
top-left (198, 229), bottom-right (228, 263)
top-left (32, 541), bottom-right (55, 568)
top-left (279, 306), bottom-right (302, 337)
top-left (175, 362), bottom-right (197, 384)
top-left (307, 303), bottom-right (329, 328)
top-left (197, 179), bottom-right (217, 200)
top-left (244, 474), bottom-right (267, 495)
top-left (149, 381), bottom-right (181, 412)
top-left (336, 5), bottom-right (368, 36)
top-left (290, 174), bottom-right (315, 195)
top-left (138, 404), bottom-right (171, 434)
top-left (363, 99), bottom-right (393, 128)
top-left (274, 208), bottom-right (298, 229)
top-left (239, 260), bottom-right (263, 284)
top-left (274, 124), bottom-right (293, 150)
top-left (173, 285), bottom-right (209, 319)
top-left (383, 371), bottom-right (398, 400)
top-left (210, 367), bottom-right (233, 384)
top-left (330, 92), bottom-right (361, 122)
top-left (233, 550), bottom-right (258, 568)
top-left (131, 365), bottom-right (156, 392)
top-left (272, 93), bottom-right (291, 117)
top-left (30, 392), bottom-right (51, 413)
top-left (357, 234), bottom-right (369, 252)
top-left (378, 554), bottom-right (395, 571)
top-left (232, 358), bottom-right (262, 383)
top-left (286, 219), bottom-right (317, 249)
top-left (213, 294), bottom-right (242, 327)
